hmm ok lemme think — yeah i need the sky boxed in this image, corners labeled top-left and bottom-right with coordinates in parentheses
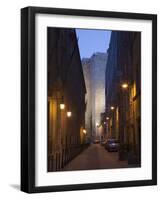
top-left (76, 29), bottom-right (111, 59)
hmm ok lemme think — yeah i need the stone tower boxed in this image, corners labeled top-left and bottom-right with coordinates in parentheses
top-left (82, 52), bottom-right (108, 139)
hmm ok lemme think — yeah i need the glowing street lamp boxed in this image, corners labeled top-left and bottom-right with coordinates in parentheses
top-left (96, 123), bottom-right (99, 137)
top-left (121, 83), bottom-right (128, 89)
top-left (67, 111), bottom-right (72, 117)
top-left (106, 117), bottom-right (109, 120)
top-left (110, 106), bottom-right (115, 110)
top-left (59, 96), bottom-right (65, 110)
top-left (60, 103), bottom-right (65, 110)
top-left (96, 122), bottom-right (99, 127)
top-left (83, 129), bottom-right (87, 134)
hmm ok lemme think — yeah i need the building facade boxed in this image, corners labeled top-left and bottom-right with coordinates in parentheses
top-left (105, 31), bottom-right (141, 165)
top-left (82, 52), bottom-right (108, 140)
top-left (47, 27), bottom-right (87, 171)
top-left (81, 58), bottom-right (92, 141)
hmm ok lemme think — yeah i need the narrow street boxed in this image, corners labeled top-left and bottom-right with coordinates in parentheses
top-left (47, 29), bottom-right (141, 172)
top-left (63, 144), bottom-right (128, 171)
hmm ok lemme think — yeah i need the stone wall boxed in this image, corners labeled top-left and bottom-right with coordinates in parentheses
top-left (105, 31), bottom-right (141, 164)
top-left (82, 52), bottom-right (108, 139)
top-left (47, 27), bottom-right (87, 171)
top-left (82, 58), bottom-right (92, 139)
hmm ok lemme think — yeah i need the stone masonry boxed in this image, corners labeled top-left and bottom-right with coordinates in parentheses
top-left (82, 52), bottom-right (108, 139)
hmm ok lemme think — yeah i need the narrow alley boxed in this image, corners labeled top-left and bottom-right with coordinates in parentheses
top-left (63, 144), bottom-right (128, 171)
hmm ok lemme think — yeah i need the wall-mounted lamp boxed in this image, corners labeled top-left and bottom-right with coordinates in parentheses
top-left (110, 106), bottom-right (115, 110)
top-left (121, 83), bottom-right (128, 89)
top-left (59, 96), bottom-right (65, 110)
top-left (67, 111), bottom-right (72, 117)
top-left (60, 103), bottom-right (65, 110)
top-left (96, 122), bottom-right (99, 127)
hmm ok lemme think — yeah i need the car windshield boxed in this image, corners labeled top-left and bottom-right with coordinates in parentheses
top-left (108, 139), bottom-right (118, 144)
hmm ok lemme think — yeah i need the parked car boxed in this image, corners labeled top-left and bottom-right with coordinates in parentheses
top-left (93, 139), bottom-right (100, 144)
top-left (105, 139), bottom-right (119, 152)
top-left (100, 139), bottom-right (107, 146)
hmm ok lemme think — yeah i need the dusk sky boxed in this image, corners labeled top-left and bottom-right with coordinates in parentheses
top-left (76, 29), bottom-right (111, 59)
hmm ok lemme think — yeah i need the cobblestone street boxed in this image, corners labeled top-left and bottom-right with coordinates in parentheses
top-left (63, 144), bottom-right (129, 171)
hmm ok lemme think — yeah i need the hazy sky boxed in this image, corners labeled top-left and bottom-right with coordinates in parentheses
top-left (76, 29), bottom-right (111, 59)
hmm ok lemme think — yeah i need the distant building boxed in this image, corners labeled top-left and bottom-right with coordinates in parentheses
top-left (82, 52), bottom-right (108, 139)
top-left (105, 31), bottom-right (141, 165)
top-left (48, 27), bottom-right (87, 171)
top-left (81, 58), bottom-right (92, 141)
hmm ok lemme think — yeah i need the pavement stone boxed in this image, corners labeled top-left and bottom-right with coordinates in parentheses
top-left (62, 144), bottom-right (129, 171)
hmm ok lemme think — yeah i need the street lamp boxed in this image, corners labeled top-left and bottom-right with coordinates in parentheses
top-left (59, 97), bottom-right (65, 110)
top-left (60, 103), bottom-right (65, 110)
top-left (83, 129), bottom-right (87, 135)
top-left (67, 111), bottom-right (72, 117)
top-left (96, 122), bottom-right (99, 127)
top-left (106, 117), bottom-right (109, 120)
top-left (110, 106), bottom-right (115, 110)
top-left (121, 83), bottom-right (128, 89)
top-left (95, 123), bottom-right (99, 139)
